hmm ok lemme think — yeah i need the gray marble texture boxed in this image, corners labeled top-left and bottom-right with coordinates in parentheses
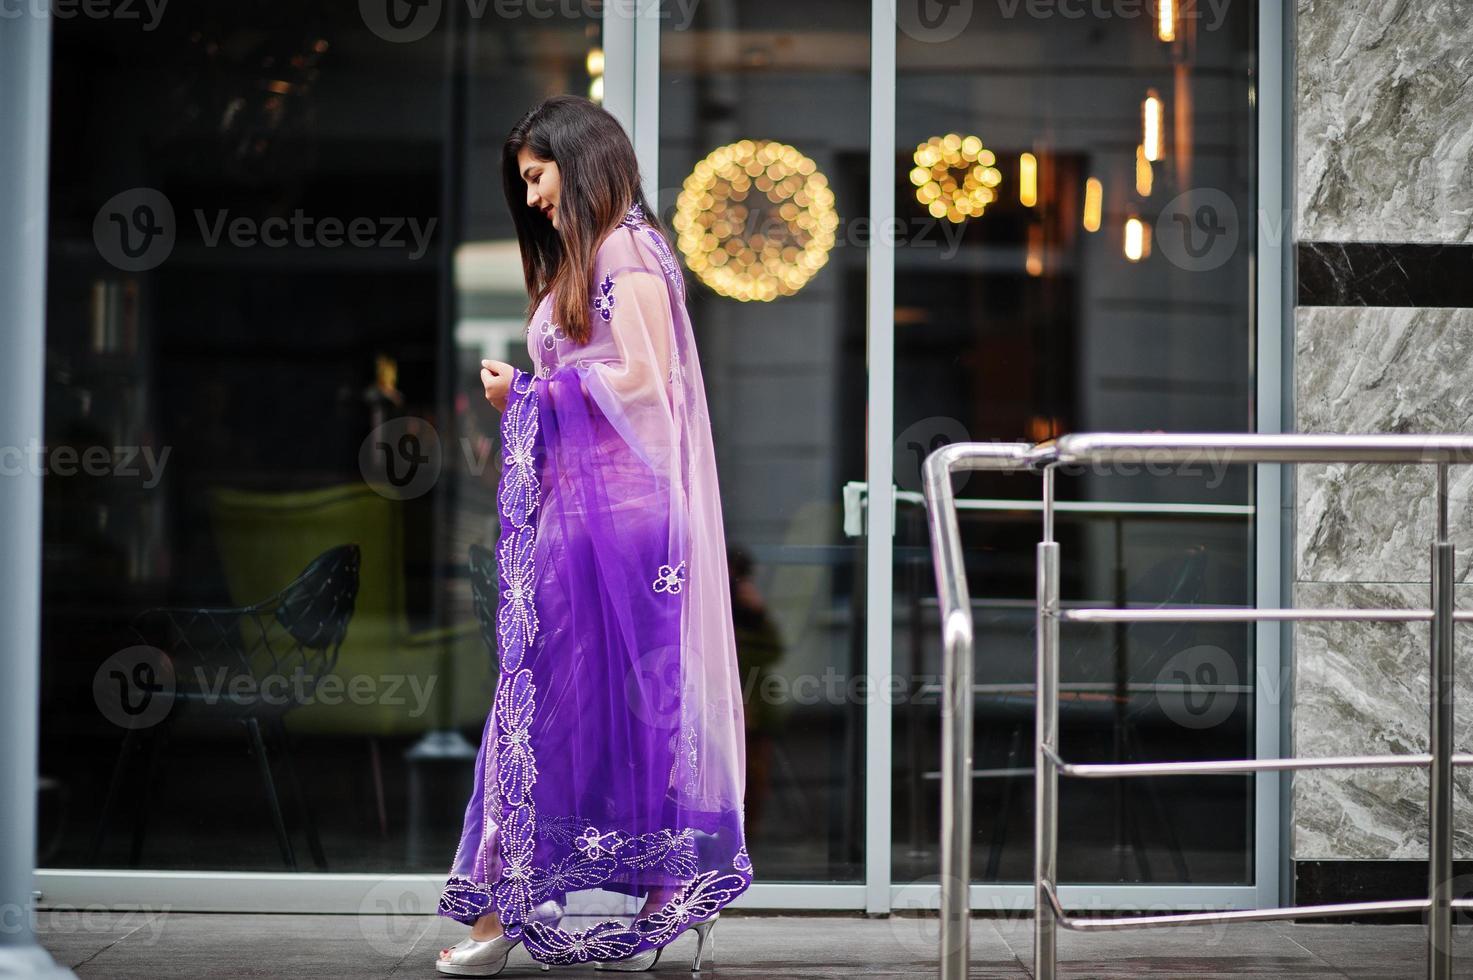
top-left (1295, 307), bottom-right (1473, 584)
top-left (1292, 582), bottom-right (1473, 860)
top-left (1297, 0), bottom-right (1473, 243)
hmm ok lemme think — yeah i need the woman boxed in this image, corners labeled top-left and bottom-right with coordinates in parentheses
top-left (435, 95), bottom-right (753, 976)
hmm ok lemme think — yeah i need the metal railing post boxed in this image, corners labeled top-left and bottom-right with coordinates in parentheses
top-left (1430, 463), bottom-right (1454, 980)
top-left (924, 443), bottom-right (1032, 980)
top-left (939, 562), bottom-right (974, 980)
top-left (1035, 485), bottom-right (1060, 979)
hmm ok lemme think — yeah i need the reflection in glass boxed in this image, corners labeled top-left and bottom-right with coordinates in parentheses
top-left (43, 2), bottom-right (603, 873)
top-left (892, 3), bottom-right (1258, 886)
top-left (660, 1), bottom-right (871, 882)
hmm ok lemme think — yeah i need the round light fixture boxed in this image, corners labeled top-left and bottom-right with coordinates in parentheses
top-left (911, 133), bottom-right (1003, 222)
top-left (673, 139), bottom-right (838, 302)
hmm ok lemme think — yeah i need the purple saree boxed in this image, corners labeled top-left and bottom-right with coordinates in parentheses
top-left (438, 202), bottom-right (753, 965)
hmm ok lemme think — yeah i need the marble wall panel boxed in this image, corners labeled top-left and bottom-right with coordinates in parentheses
top-left (1292, 582), bottom-right (1473, 860)
top-left (1298, 0), bottom-right (1473, 243)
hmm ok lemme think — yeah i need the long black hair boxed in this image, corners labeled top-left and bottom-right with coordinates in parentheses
top-left (502, 95), bottom-right (666, 345)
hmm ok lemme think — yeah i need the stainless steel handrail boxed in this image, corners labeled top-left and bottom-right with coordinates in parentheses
top-left (922, 433), bottom-right (1473, 980)
top-left (922, 442), bottom-right (1033, 980)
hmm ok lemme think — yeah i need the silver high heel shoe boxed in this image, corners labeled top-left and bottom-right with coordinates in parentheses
top-left (437, 900), bottom-right (562, 977)
top-left (436, 932), bottom-right (521, 977)
top-left (592, 913), bottom-right (719, 973)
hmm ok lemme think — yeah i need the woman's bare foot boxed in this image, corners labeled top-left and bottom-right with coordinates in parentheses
top-left (470, 911), bottom-right (505, 941)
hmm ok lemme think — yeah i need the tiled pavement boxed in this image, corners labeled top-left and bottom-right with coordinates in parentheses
top-left (34, 909), bottom-right (1473, 978)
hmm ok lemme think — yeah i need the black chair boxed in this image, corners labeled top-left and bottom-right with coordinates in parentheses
top-left (88, 544), bottom-right (359, 870)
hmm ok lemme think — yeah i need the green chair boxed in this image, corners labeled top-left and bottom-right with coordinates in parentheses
top-left (207, 484), bottom-right (491, 834)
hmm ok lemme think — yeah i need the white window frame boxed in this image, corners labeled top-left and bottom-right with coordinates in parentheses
top-left (35, 0), bottom-right (1290, 920)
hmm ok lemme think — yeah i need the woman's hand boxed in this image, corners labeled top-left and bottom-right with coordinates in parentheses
top-left (480, 359), bottom-right (514, 412)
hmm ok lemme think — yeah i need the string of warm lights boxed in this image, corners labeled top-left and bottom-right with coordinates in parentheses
top-left (673, 139), bottom-right (838, 303)
top-left (910, 134), bottom-right (1003, 223)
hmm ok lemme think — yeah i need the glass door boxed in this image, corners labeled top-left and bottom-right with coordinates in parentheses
top-left (885, 0), bottom-right (1269, 912)
top-left (652, 0), bottom-right (873, 890)
top-left (642, 0), bottom-right (1274, 916)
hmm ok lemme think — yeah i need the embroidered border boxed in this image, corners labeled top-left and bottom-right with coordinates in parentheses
top-left (437, 366), bottom-right (541, 927)
top-left (620, 201), bottom-right (685, 303)
top-left (492, 367), bottom-right (543, 939)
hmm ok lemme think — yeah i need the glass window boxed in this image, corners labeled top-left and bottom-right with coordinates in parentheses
top-left (658, 0), bottom-right (872, 882)
top-left (890, 1), bottom-right (1259, 886)
top-left (43, 0), bottom-right (603, 874)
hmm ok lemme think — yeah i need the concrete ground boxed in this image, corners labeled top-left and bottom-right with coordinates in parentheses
top-left (34, 909), bottom-right (1472, 978)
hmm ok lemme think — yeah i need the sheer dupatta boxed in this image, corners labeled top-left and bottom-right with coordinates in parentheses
top-left (439, 203), bottom-right (752, 965)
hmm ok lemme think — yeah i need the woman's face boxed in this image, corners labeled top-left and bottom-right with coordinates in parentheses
top-left (517, 146), bottom-right (562, 231)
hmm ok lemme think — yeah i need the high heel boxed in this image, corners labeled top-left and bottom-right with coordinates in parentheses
top-left (436, 932), bottom-right (521, 977)
top-left (689, 916), bottom-right (716, 973)
top-left (592, 913), bottom-right (719, 973)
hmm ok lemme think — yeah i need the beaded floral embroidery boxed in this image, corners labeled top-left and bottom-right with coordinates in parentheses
top-left (652, 560), bottom-right (687, 594)
top-left (593, 273), bottom-right (616, 322)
